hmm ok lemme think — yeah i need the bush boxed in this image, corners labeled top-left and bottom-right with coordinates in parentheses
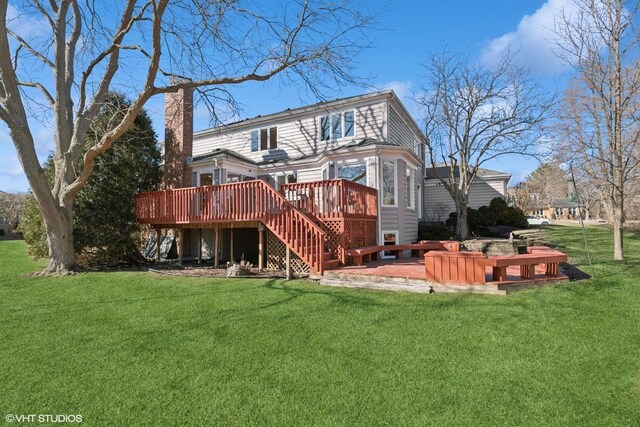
top-left (19, 194), bottom-right (49, 258)
top-left (446, 197), bottom-right (529, 236)
top-left (499, 206), bottom-right (529, 228)
top-left (418, 222), bottom-right (451, 240)
top-left (19, 92), bottom-right (161, 265)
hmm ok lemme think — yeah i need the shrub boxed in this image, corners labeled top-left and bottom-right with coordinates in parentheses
top-left (418, 222), bottom-right (451, 240)
top-left (499, 206), bottom-right (529, 228)
top-left (445, 197), bottom-right (529, 237)
top-left (19, 93), bottom-right (161, 265)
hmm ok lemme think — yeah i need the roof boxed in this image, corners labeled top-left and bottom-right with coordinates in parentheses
top-left (190, 149), bottom-right (257, 166)
top-left (193, 90), bottom-right (427, 144)
top-left (190, 138), bottom-right (394, 169)
top-left (425, 166), bottom-right (511, 180)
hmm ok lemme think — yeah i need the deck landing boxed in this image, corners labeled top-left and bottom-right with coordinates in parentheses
top-left (321, 257), bottom-right (569, 294)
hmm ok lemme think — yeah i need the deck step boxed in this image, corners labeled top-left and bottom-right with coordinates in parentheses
top-left (323, 251), bottom-right (333, 262)
top-left (322, 259), bottom-right (341, 270)
top-left (321, 271), bottom-right (506, 295)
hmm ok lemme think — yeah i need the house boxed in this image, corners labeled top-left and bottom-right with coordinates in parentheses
top-left (529, 198), bottom-right (582, 220)
top-left (423, 167), bottom-right (511, 222)
top-left (511, 179), bottom-right (587, 220)
top-left (136, 89), bottom-right (426, 274)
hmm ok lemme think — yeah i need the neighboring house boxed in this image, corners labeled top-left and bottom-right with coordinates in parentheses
top-left (423, 167), bottom-right (511, 222)
top-left (512, 180), bottom-right (587, 220)
top-left (529, 198), bottom-right (582, 220)
top-left (138, 89), bottom-right (426, 273)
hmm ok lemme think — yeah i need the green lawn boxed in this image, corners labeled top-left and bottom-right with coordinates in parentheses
top-left (1, 226), bottom-right (639, 426)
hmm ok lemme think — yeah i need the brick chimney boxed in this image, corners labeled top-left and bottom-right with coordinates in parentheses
top-left (164, 87), bottom-right (193, 189)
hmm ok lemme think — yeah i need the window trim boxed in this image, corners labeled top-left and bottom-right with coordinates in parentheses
top-left (273, 171), bottom-right (297, 190)
top-left (380, 159), bottom-right (397, 207)
top-left (417, 183), bottom-right (422, 219)
top-left (337, 160), bottom-right (367, 185)
top-left (197, 168), bottom-right (221, 186)
top-left (413, 138), bottom-right (421, 157)
top-left (381, 230), bottom-right (399, 259)
top-left (319, 109), bottom-right (356, 142)
top-left (250, 125), bottom-right (279, 152)
top-left (406, 167), bottom-right (415, 210)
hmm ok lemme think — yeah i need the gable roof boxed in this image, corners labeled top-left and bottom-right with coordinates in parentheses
top-left (193, 90), bottom-right (426, 144)
top-left (190, 148), bottom-right (257, 166)
top-left (425, 166), bottom-right (511, 180)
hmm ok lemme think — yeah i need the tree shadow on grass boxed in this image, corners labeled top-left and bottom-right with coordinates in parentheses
top-left (560, 262), bottom-right (592, 281)
top-left (259, 279), bottom-right (383, 310)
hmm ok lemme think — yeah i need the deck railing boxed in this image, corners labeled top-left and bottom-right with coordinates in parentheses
top-left (136, 180), bottom-right (328, 273)
top-left (280, 179), bottom-right (378, 220)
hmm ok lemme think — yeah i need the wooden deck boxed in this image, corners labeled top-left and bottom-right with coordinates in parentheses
top-left (327, 256), bottom-right (569, 288)
top-left (136, 179), bottom-right (378, 274)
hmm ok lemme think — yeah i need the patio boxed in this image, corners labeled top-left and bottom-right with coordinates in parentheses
top-left (322, 255), bottom-right (570, 294)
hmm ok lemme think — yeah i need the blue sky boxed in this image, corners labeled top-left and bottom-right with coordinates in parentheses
top-left (0, 0), bottom-right (575, 193)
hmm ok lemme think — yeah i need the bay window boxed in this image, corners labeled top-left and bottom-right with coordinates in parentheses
top-left (338, 163), bottom-right (366, 185)
top-left (382, 160), bottom-right (396, 206)
top-left (406, 167), bottom-right (414, 209)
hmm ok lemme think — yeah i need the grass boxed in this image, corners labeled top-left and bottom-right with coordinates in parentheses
top-left (1, 226), bottom-right (640, 426)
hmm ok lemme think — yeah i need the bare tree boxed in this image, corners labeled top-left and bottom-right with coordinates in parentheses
top-left (523, 163), bottom-right (568, 207)
top-left (554, 0), bottom-right (640, 260)
top-left (0, 0), bottom-right (373, 274)
top-left (418, 49), bottom-right (551, 240)
top-left (509, 182), bottom-right (535, 213)
top-left (0, 191), bottom-right (28, 229)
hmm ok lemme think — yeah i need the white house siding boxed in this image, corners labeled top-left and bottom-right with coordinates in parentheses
top-left (423, 177), bottom-right (508, 221)
top-left (405, 167), bottom-right (421, 242)
top-left (378, 158), bottom-right (419, 246)
top-left (388, 104), bottom-right (419, 152)
top-left (296, 167), bottom-right (323, 183)
top-left (184, 92), bottom-right (427, 250)
top-left (191, 100), bottom-right (388, 163)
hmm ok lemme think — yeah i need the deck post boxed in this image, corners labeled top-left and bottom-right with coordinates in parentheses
top-left (230, 228), bottom-right (235, 263)
top-left (214, 226), bottom-right (220, 268)
top-left (177, 228), bottom-right (183, 267)
top-left (197, 228), bottom-right (202, 264)
top-left (285, 247), bottom-right (292, 280)
top-left (155, 227), bottom-right (161, 262)
top-left (258, 226), bottom-right (264, 271)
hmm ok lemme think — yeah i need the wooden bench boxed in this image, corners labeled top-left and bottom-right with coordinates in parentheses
top-left (424, 246), bottom-right (568, 285)
top-left (425, 251), bottom-right (486, 284)
top-left (484, 248), bottom-right (567, 282)
top-left (346, 241), bottom-right (459, 266)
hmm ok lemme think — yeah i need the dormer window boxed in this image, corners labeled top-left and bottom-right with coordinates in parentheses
top-left (413, 138), bottom-right (421, 157)
top-left (250, 126), bottom-right (278, 152)
top-left (320, 110), bottom-right (355, 141)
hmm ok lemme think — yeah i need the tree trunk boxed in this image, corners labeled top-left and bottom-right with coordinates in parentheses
top-left (455, 202), bottom-right (469, 241)
top-left (613, 198), bottom-right (624, 261)
top-left (41, 205), bottom-right (76, 274)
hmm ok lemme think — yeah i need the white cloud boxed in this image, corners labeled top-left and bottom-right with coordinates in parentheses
top-left (6, 3), bottom-right (49, 39)
top-left (481, 0), bottom-right (578, 74)
top-left (376, 80), bottom-right (424, 121)
top-left (380, 80), bottom-right (413, 101)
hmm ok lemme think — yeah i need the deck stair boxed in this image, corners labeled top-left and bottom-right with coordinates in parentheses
top-left (136, 179), bottom-right (378, 274)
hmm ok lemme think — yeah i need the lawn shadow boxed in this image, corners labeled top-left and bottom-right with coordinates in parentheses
top-left (260, 278), bottom-right (383, 310)
top-left (559, 262), bottom-right (592, 281)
